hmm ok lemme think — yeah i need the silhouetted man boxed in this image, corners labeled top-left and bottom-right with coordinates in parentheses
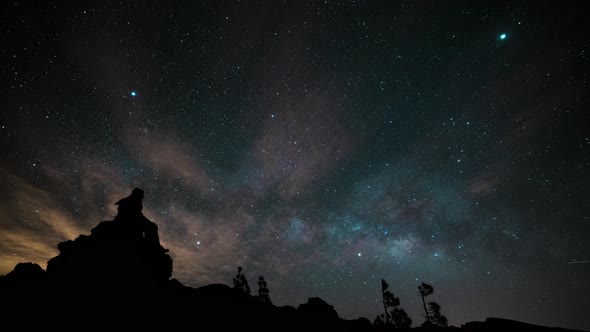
top-left (114, 188), bottom-right (163, 250)
top-left (115, 187), bottom-right (145, 220)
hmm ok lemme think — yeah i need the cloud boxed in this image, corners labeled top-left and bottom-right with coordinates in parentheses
top-left (0, 168), bottom-right (87, 274)
top-left (155, 204), bottom-right (257, 286)
top-left (0, 231), bottom-right (57, 274)
top-left (388, 235), bottom-right (422, 259)
top-left (465, 173), bottom-right (497, 196)
top-left (253, 92), bottom-right (355, 199)
top-left (124, 130), bottom-right (216, 194)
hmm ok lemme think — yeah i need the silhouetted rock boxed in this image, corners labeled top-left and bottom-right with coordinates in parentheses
top-left (279, 304), bottom-right (298, 315)
top-left (42, 188), bottom-right (171, 288)
top-left (46, 218), bottom-right (172, 287)
top-left (345, 317), bottom-right (373, 331)
top-left (0, 189), bottom-right (583, 332)
top-left (0, 262), bottom-right (46, 287)
top-left (297, 297), bottom-right (340, 319)
top-left (461, 317), bottom-right (585, 331)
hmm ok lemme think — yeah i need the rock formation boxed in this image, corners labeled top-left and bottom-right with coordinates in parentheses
top-left (39, 188), bottom-right (172, 288)
top-left (0, 189), bottom-right (582, 332)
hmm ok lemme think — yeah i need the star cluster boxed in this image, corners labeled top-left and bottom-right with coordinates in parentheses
top-left (1, 1), bottom-right (589, 330)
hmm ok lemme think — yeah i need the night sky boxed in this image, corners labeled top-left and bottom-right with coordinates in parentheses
top-left (1, 1), bottom-right (589, 330)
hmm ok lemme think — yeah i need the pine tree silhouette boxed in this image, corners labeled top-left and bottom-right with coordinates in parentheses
top-left (391, 307), bottom-right (412, 328)
top-left (418, 282), bottom-right (434, 324)
top-left (373, 314), bottom-right (386, 326)
top-left (375, 279), bottom-right (412, 328)
top-left (427, 301), bottom-right (448, 327)
top-left (232, 266), bottom-right (250, 295)
top-left (257, 276), bottom-right (271, 304)
top-left (418, 282), bottom-right (448, 327)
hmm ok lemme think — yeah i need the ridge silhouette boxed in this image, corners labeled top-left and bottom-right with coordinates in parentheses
top-left (0, 189), bottom-right (585, 332)
top-left (45, 188), bottom-right (171, 288)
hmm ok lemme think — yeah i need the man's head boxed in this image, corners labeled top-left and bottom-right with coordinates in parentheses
top-left (131, 188), bottom-right (145, 200)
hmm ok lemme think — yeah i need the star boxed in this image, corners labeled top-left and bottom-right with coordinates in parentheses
top-left (2, 2), bottom-right (586, 330)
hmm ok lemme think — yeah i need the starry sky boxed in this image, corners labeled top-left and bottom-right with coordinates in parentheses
top-left (1, 1), bottom-right (589, 330)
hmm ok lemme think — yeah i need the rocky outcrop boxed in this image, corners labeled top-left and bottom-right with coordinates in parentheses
top-left (45, 219), bottom-right (172, 287)
top-left (461, 317), bottom-right (584, 331)
top-left (0, 189), bottom-right (582, 332)
top-left (0, 262), bottom-right (46, 287)
top-left (297, 297), bottom-right (340, 319)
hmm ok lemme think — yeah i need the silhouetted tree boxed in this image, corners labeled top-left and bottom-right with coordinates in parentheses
top-left (377, 279), bottom-right (412, 328)
top-left (232, 266), bottom-right (250, 295)
top-left (418, 282), bottom-right (434, 324)
top-left (391, 307), bottom-right (412, 328)
top-left (257, 276), bottom-right (271, 304)
top-left (418, 282), bottom-right (447, 327)
top-left (374, 314), bottom-right (386, 326)
top-left (426, 301), bottom-right (448, 327)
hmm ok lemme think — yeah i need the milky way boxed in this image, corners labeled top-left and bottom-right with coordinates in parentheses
top-left (1, 2), bottom-right (589, 330)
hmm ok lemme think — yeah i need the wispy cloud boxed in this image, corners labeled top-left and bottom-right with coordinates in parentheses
top-left (254, 92), bottom-right (355, 199)
top-left (0, 169), bottom-right (87, 273)
top-left (125, 130), bottom-right (217, 194)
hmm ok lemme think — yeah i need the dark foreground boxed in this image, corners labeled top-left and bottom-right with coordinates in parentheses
top-left (0, 210), bottom-right (583, 332)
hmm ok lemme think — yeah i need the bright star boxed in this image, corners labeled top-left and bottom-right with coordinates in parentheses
top-left (499, 33), bottom-right (507, 40)
top-left (131, 91), bottom-right (137, 97)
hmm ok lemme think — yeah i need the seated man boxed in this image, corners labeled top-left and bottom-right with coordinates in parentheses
top-left (114, 188), bottom-right (164, 250)
top-left (115, 187), bottom-right (145, 220)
